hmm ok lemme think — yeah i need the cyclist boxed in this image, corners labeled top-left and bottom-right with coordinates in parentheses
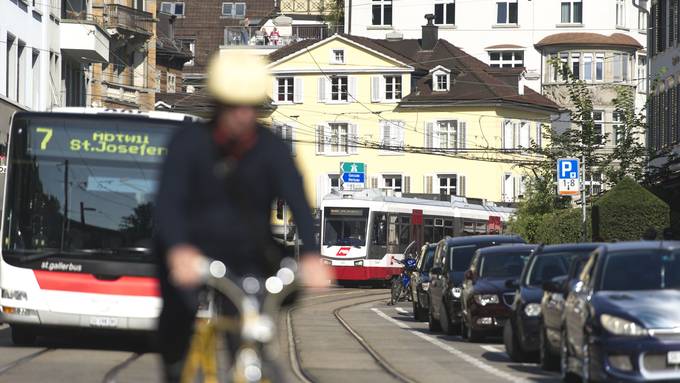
top-left (154, 52), bottom-right (332, 382)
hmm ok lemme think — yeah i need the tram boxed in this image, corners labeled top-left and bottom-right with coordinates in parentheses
top-left (319, 189), bottom-right (515, 283)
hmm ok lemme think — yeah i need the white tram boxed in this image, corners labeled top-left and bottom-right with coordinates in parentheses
top-left (319, 189), bottom-right (515, 283)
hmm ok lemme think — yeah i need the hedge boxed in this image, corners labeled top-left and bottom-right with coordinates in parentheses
top-left (534, 208), bottom-right (589, 245)
top-left (593, 177), bottom-right (669, 241)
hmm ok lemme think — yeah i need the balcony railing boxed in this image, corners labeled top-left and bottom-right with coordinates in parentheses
top-left (280, 0), bottom-right (330, 14)
top-left (223, 25), bottom-right (341, 47)
top-left (62, 10), bottom-right (106, 26)
top-left (105, 4), bottom-right (153, 36)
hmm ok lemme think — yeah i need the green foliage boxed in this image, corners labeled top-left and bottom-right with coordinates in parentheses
top-left (322, 0), bottom-right (344, 29)
top-left (534, 208), bottom-right (590, 245)
top-left (593, 178), bottom-right (670, 241)
top-left (508, 176), bottom-right (570, 242)
top-left (604, 86), bottom-right (647, 185)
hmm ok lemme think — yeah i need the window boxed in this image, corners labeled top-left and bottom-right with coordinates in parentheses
top-left (496, 1), bottom-right (518, 24)
top-left (155, 70), bottom-right (161, 92)
top-left (638, 55), bottom-right (647, 93)
top-left (167, 73), bottom-right (176, 93)
top-left (503, 120), bottom-right (515, 149)
top-left (593, 110), bottom-right (604, 142)
top-left (434, 0), bottom-right (455, 25)
top-left (6, 35), bottom-right (16, 101)
top-left (559, 52), bottom-right (569, 81)
top-left (160, 2), bottom-right (184, 16)
top-left (331, 49), bottom-right (345, 64)
top-left (179, 39), bottom-right (195, 66)
top-left (222, 2), bottom-right (245, 17)
top-left (437, 120), bottom-right (458, 149)
top-left (276, 77), bottom-right (294, 102)
top-left (616, 0), bottom-right (625, 27)
top-left (380, 120), bottom-right (404, 150)
top-left (586, 172), bottom-right (602, 195)
top-left (330, 123), bottom-right (348, 153)
top-left (613, 53), bottom-right (629, 82)
top-left (329, 174), bottom-right (341, 188)
top-left (638, 8), bottom-right (647, 33)
top-left (561, 0), bottom-right (582, 24)
top-left (372, 0), bottom-right (392, 26)
top-left (583, 53), bottom-right (593, 81)
top-left (502, 173), bottom-right (517, 202)
top-left (275, 123), bottom-right (295, 154)
top-left (518, 121), bottom-right (530, 148)
top-left (331, 76), bottom-right (348, 101)
top-left (434, 73), bottom-right (449, 91)
top-left (384, 75), bottom-right (402, 100)
top-left (17, 42), bottom-right (25, 105)
top-left (31, 49), bottom-right (39, 109)
top-left (438, 175), bottom-right (457, 196)
top-left (489, 50), bottom-right (523, 68)
top-left (316, 123), bottom-right (356, 154)
top-left (613, 111), bottom-right (624, 145)
top-left (383, 175), bottom-right (403, 192)
top-left (571, 52), bottom-right (580, 79)
top-left (595, 53), bottom-right (604, 80)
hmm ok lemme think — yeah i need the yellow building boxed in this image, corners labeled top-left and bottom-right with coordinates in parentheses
top-left (265, 28), bottom-right (560, 211)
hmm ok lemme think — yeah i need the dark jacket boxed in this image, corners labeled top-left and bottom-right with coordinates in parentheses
top-left (154, 123), bottom-right (315, 276)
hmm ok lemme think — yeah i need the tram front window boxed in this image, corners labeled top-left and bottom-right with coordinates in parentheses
top-left (323, 207), bottom-right (368, 247)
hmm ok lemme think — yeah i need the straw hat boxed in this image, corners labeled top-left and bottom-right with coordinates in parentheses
top-left (207, 52), bottom-right (271, 106)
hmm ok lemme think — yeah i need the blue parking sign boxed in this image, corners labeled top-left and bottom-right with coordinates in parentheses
top-left (557, 158), bottom-right (580, 195)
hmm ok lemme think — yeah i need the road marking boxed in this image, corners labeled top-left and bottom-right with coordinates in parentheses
top-left (394, 307), bottom-right (409, 314)
top-left (372, 308), bottom-right (530, 383)
top-left (480, 345), bottom-right (503, 353)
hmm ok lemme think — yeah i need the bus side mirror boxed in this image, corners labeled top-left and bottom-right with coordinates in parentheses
top-left (0, 143), bottom-right (6, 158)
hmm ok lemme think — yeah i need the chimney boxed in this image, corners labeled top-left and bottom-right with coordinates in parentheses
top-left (518, 70), bottom-right (526, 95)
top-left (421, 14), bottom-right (438, 50)
top-left (169, 14), bottom-right (177, 40)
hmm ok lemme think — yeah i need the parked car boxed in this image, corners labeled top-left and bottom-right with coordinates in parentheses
top-left (539, 245), bottom-right (599, 371)
top-left (428, 235), bottom-right (525, 334)
top-left (410, 243), bottom-right (438, 321)
top-left (503, 243), bottom-right (601, 363)
top-left (562, 241), bottom-right (680, 382)
top-left (460, 244), bottom-right (537, 342)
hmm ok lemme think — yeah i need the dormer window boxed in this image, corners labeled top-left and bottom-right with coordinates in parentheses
top-left (331, 49), bottom-right (345, 64)
top-left (430, 65), bottom-right (451, 92)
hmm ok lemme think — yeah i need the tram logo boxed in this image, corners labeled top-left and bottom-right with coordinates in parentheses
top-left (336, 247), bottom-right (351, 257)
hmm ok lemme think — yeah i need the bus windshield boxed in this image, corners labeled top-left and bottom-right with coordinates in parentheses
top-left (323, 207), bottom-right (368, 247)
top-left (2, 115), bottom-right (175, 262)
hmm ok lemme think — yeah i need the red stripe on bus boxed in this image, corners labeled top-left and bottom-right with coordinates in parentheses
top-left (331, 265), bottom-right (402, 281)
top-left (34, 271), bottom-right (160, 297)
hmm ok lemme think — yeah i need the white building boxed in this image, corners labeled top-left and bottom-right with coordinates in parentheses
top-left (346, 0), bottom-right (647, 92)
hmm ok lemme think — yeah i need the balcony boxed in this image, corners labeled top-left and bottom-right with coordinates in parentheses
top-left (221, 25), bottom-right (339, 54)
top-left (280, 0), bottom-right (331, 14)
top-left (104, 4), bottom-right (153, 37)
top-left (60, 15), bottom-right (110, 63)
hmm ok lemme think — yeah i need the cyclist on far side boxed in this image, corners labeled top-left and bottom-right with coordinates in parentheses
top-left (153, 51), bottom-right (333, 382)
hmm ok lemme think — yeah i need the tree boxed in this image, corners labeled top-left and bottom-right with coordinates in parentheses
top-left (322, 0), bottom-right (344, 32)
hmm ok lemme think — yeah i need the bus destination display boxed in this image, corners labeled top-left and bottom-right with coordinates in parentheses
top-left (27, 125), bottom-right (170, 163)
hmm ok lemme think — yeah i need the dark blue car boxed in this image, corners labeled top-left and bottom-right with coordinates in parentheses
top-left (411, 243), bottom-right (437, 321)
top-left (503, 243), bottom-right (601, 363)
top-left (562, 241), bottom-right (680, 382)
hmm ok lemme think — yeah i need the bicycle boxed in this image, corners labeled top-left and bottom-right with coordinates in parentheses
top-left (181, 258), bottom-right (298, 383)
top-left (389, 257), bottom-right (417, 305)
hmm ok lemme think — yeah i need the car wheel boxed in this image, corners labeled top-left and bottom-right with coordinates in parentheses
top-left (428, 302), bottom-right (441, 332)
top-left (539, 325), bottom-right (560, 371)
top-left (560, 328), bottom-right (580, 383)
top-left (503, 320), bottom-right (527, 362)
top-left (11, 326), bottom-right (37, 346)
top-left (439, 301), bottom-right (458, 335)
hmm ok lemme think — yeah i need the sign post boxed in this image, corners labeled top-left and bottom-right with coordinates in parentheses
top-left (340, 162), bottom-right (365, 188)
top-left (557, 158), bottom-right (580, 196)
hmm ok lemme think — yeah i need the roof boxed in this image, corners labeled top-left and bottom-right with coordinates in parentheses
top-left (443, 235), bottom-right (526, 246)
top-left (268, 34), bottom-right (560, 113)
top-left (476, 244), bottom-right (539, 255)
top-left (535, 33), bottom-right (643, 50)
top-left (486, 44), bottom-right (525, 49)
top-left (537, 242), bottom-right (603, 254)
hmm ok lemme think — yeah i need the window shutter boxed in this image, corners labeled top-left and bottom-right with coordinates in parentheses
top-left (501, 121), bottom-right (507, 149)
top-left (293, 77), bottom-right (303, 103)
top-left (459, 175), bottom-right (466, 197)
top-left (432, 122), bottom-right (441, 149)
top-left (324, 124), bottom-right (332, 153)
top-left (535, 123), bottom-right (542, 147)
top-left (371, 76), bottom-right (381, 102)
top-left (501, 174), bottom-right (507, 202)
top-left (349, 124), bottom-right (358, 154)
top-left (513, 122), bottom-right (519, 148)
top-left (458, 121), bottom-right (467, 150)
top-left (398, 121), bottom-right (405, 147)
top-left (370, 176), bottom-right (379, 189)
top-left (424, 175), bottom-right (433, 194)
top-left (349, 77), bottom-right (358, 101)
top-left (380, 121), bottom-right (389, 146)
top-left (403, 176), bottom-right (411, 193)
top-left (316, 174), bottom-right (328, 207)
top-left (424, 122), bottom-right (434, 149)
top-left (315, 125), bottom-right (325, 154)
top-left (317, 77), bottom-right (326, 102)
top-left (287, 125), bottom-right (295, 155)
top-left (272, 78), bottom-right (279, 102)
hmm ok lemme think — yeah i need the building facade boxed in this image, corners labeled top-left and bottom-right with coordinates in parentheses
top-left (154, 12), bottom-right (193, 110)
top-left (265, 28), bottom-right (560, 210)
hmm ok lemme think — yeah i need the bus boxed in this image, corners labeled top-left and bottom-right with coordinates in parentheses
top-left (320, 189), bottom-right (515, 283)
top-left (0, 108), bottom-right (201, 344)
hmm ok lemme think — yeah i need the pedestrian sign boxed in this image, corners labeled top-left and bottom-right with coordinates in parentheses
top-left (557, 158), bottom-right (580, 196)
top-left (340, 162), bottom-right (365, 185)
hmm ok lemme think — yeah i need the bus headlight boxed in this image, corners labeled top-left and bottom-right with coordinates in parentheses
top-left (354, 260), bottom-right (364, 266)
top-left (1, 289), bottom-right (27, 301)
top-left (451, 287), bottom-right (462, 298)
top-left (523, 303), bottom-right (542, 317)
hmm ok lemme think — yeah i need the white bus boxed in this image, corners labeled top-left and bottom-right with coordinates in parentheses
top-left (320, 189), bottom-right (515, 283)
top-left (0, 108), bottom-right (201, 344)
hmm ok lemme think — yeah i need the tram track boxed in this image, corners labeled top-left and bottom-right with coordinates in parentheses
top-left (287, 289), bottom-right (420, 383)
top-left (0, 347), bottom-right (54, 376)
top-left (101, 352), bottom-right (145, 383)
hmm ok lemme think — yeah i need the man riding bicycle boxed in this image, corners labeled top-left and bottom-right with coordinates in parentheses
top-left (154, 52), bottom-right (332, 382)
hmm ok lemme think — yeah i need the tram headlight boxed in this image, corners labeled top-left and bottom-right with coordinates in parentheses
top-left (354, 260), bottom-right (364, 266)
top-left (1, 289), bottom-right (27, 301)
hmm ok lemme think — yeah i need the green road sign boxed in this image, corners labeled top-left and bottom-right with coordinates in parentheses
top-left (341, 162), bottom-right (365, 173)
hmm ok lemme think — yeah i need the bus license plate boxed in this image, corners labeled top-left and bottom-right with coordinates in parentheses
top-left (668, 351), bottom-right (680, 365)
top-left (89, 317), bottom-right (118, 328)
